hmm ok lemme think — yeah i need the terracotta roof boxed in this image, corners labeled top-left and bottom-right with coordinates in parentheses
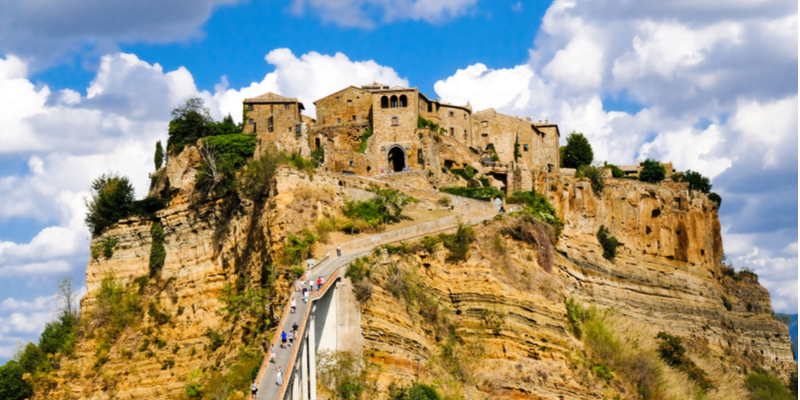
top-left (244, 92), bottom-right (298, 104)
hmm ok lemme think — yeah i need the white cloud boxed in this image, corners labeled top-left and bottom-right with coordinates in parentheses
top-left (638, 124), bottom-right (732, 179)
top-left (433, 63), bottom-right (536, 112)
top-left (289, 0), bottom-right (476, 28)
top-left (213, 49), bottom-right (408, 121)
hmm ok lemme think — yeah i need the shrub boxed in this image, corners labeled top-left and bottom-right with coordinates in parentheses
top-left (603, 162), bottom-right (625, 178)
top-left (593, 363), bottom-right (614, 383)
top-left (478, 176), bottom-right (490, 187)
top-left (185, 382), bottom-right (203, 398)
top-left (438, 223), bottom-right (476, 263)
top-left (195, 144), bottom-right (237, 197)
top-left (639, 159), bottom-right (666, 183)
top-left (206, 329), bottom-right (225, 351)
top-left (655, 332), bottom-right (715, 391)
top-left (506, 191), bottom-right (563, 237)
top-left (356, 129), bottom-right (373, 153)
top-left (149, 222), bottom-right (166, 278)
top-left (562, 131), bottom-right (593, 168)
top-left (389, 383), bottom-right (441, 400)
top-left (575, 165), bottom-right (604, 195)
top-left (596, 225), bottom-right (619, 261)
top-left (85, 173), bottom-right (136, 236)
top-left (450, 165), bottom-right (476, 181)
top-left (565, 298), bottom-right (584, 338)
top-left (202, 134), bottom-right (256, 168)
top-left (18, 342), bottom-right (47, 374)
top-left (683, 170), bottom-right (712, 193)
top-left (154, 140), bottom-right (165, 170)
top-left (38, 311), bottom-right (77, 358)
top-left (240, 145), bottom-right (284, 202)
top-left (708, 192), bottom-right (722, 207)
top-left (0, 360), bottom-right (33, 400)
top-left (514, 142), bottom-right (522, 160)
top-left (671, 171), bottom-right (684, 182)
top-left (287, 152), bottom-right (316, 174)
top-left (102, 237), bottom-right (117, 259)
top-left (352, 280), bottom-right (373, 303)
top-left (148, 302), bottom-right (171, 325)
top-left (744, 369), bottom-right (795, 400)
top-left (218, 278), bottom-right (270, 329)
top-left (311, 145), bottom-right (324, 166)
top-left (131, 196), bottom-right (169, 219)
top-left (721, 295), bottom-right (732, 311)
top-left (317, 350), bottom-right (378, 400)
top-left (440, 186), bottom-right (504, 201)
top-left (284, 229), bottom-right (319, 265)
top-left (342, 186), bottom-right (417, 228)
top-left (94, 271), bottom-right (142, 339)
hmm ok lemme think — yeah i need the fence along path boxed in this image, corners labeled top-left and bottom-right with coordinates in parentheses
top-left (252, 196), bottom-right (497, 400)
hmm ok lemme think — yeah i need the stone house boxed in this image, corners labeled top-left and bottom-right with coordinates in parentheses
top-left (472, 109), bottom-right (560, 173)
top-left (243, 92), bottom-right (309, 156)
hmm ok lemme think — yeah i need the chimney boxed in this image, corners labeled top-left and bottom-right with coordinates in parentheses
top-left (545, 119), bottom-right (549, 124)
top-left (538, 120), bottom-right (542, 123)
top-left (525, 117), bottom-right (531, 122)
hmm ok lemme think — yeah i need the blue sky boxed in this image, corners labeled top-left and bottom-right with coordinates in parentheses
top-left (0, 0), bottom-right (796, 363)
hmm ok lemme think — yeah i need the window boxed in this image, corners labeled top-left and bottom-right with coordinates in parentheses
top-left (481, 121), bottom-right (488, 127)
top-left (449, 111), bottom-right (454, 117)
top-left (288, 127), bottom-right (292, 132)
top-left (381, 96), bottom-right (389, 108)
top-left (523, 144), bottom-right (529, 151)
top-left (352, 115), bottom-right (357, 121)
top-left (481, 133), bottom-right (488, 137)
top-left (418, 149), bottom-right (424, 165)
top-left (286, 104), bottom-right (291, 110)
top-left (390, 95), bottom-right (398, 108)
top-left (347, 100), bottom-right (352, 107)
top-left (271, 105), bottom-right (274, 113)
top-left (248, 118), bottom-right (254, 125)
top-left (463, 113), bottom-right (467, 120)
top-left (399, 95), bottom-right (407, 107)
top-left (349, 160), bottom-right (354, 167)
top-left (464, 129), bottom-right (467, 140)
top-left (427, 102), bottom-right (433, 112)
top-left (392, 116), bottom-right (399, 126)
top-left (248, 104), bottom-right (254, 111)
top-left (336, 96), bottom-right (339, 100)
top-left (296, 125), bottom-right (301, 134)
top-left (449, 127), bottom-right (454, 137)
top-left (337, 118), bottom-right (342, 123)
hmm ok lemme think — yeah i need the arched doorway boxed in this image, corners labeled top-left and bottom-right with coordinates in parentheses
top-left (387, 145), bottom-right (406, 172)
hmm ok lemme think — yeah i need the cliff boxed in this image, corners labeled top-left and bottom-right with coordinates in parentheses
top-left (355, 174), bottom-right (796, 399)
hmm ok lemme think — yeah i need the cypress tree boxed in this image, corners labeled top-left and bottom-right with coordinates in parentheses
top-left (154, 141), bottom-right (164, 170)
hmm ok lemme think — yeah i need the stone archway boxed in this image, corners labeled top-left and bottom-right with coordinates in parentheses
top-left (387, 145), bottom-right (406, 172)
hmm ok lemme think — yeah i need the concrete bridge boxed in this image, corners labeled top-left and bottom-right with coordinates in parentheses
top-left (252, 194), bottom-right (497, 400)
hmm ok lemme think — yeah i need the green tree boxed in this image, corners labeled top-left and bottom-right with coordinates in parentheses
top-left (683, 170), bottom-right (712, 193)
top-left (639, 159), bottom-right (666, 183)
top-left (603, 162), bottom-right (625, 178)
top-left (167, 97), bottom-right (213, 153)
top-left (209, 114), bottom-right (241, 136)
top-left (562, 132), bottom-right (593, 168)
top-left (154, 140), bottom-right (164, 170)
top-left (149, 222), bottom-right (166, 278)
top-left (18, 343), bottom-right (46, 374)
top-left (0, 361), bottom-right (33, 400)
top-left (84, 173), bottom-right (136, 236)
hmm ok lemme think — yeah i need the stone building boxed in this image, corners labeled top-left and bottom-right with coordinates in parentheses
top-left (243, 92), bottom-right (309, 156)
top-left (618, 161), bottom-right (676, 178)
top-left (472, 109), bottom-right (560, 173)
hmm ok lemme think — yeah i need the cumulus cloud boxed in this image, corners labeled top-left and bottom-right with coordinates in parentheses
top-left (214, 49), bottom-right (408, 120)
top-left (434, 0), bottom-right (798, 312)
top-left (289, 0), bottom-right (477, 28)
top-left (0, 0), bottom-right (242, 70)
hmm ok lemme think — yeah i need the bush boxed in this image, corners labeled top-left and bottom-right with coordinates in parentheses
top-left (603, 162), bottom-right (625, 178)
top-left (131, 196), bottom-right (169, 219)
top-left (639, 159), bottom-right (666, 183)
top-left (195, 144), bottom-right (237, 198)
top-left (202, 134), bottom-right (256, 168)
top-left (708, 192), bottom-right (722, 207)
top-left (0, 361), bottom-right (33, 400)
top-left (85, 173), bottom-right (136, 236)
top-left (206, 329), bottom-right (225, 351)
top-left (311, 145), bottom-right (324, 166)
top-left (450, 165), bottom-right (476, 181)
top-left (342, 186), bottom-right (417, 228)
top-left (565, 298), bottom-right (584, 338)
top-left (575, 165), bottom-right (604, 195)
top-left (506, 191), bottom-right (563, 237)
top-left (683, 170), bottom-right (712, 193)
top-left (240, 145), bottom-right (284, 202)
top-left (356, 129), bottom-right (374, 153)
top-left (671, 171), bottom-right (684, 182)
top-left (93, 270), bottom-right (142, 340)
top-left (18, 342), bottom-right (47, 374)
top-left (345, 257), bottom-right (371, 283)
top-left (284, 229), bottom-right (319, 265)
top-left (596, 225), bottom-right (619, 261)
top-left (478, 176), bottom-right (490, 187)
top-left (287, 152), bottom-right (316, 174)
top-left (389, 383), bottom-right (441, 400)
top-left (562, 131), bottom-right (593, 168)
top-left (721, 296), bottom-right (732, 311)
top-left (148, 302), bottom-right (171, 325)
top-left (440, 186), bottom-right (504, 201)
top-left (149, 222), bottom-right (166, 278)
top-left (102, 237), bottom-right (117, 259)
top-left (38, 311), bottom-right (77, 358)
top-left (317, 350), bottom-right (378, 400)
top-left (655, 332), bottom-right (715, 391)
top-left (744, 370), bottom-right (796, 400)
top-left (185, 382), bottom-right (203, 398)
top-left (438, 223), bottom-right (476, 263)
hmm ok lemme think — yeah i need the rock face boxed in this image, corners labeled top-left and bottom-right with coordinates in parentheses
top-left (357, 174), bottom-right (796, 399)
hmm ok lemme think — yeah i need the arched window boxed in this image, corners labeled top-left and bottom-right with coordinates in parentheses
top-left (399, 95), bottom-right (408, 107)
top-left (381, 96), bottom-right (389, 109)
top-left (390, 95), bottom-right (398, 108)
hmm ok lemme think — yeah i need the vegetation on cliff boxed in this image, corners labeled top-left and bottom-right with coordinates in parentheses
top-left (639, 158), bottom-right (666, 183)
top-left (342, 185), bottom-right (418, 231)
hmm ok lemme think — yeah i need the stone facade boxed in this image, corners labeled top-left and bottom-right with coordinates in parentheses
top-left (472, 109), bottom-right (560, 173)
top-left (244, 92), bottom-right (308, 155)
top-left (314, 86), bottom-right (374, 126)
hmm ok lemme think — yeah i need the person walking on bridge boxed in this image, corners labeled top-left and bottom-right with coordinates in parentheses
top-left (317, 277), bottom-right (322, 290)
top-left (337, 245), bottom-right (342, 257)
top-left (281, 331), bottom-right (287, 348)
top-left (270, 344), bottom-right (276, 363)
top-left (276, 366), bottom-right (282, 386)
top-left (251, 381), bottom-right (258, 397)
top-left (291, 298), bottom-right (297, 314)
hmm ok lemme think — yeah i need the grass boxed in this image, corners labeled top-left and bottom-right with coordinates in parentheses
top-left (440, 186), bottom-right (504, 201)
top-left (744, 369), bottom-right (795, 400)
top-left (356, 129), bottom-right (373, 153)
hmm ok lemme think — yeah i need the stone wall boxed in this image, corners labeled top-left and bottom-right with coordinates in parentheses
top-left (437, 104), bottom-right (472, 148)
top-left (314, 86), bottom-right (373, 126)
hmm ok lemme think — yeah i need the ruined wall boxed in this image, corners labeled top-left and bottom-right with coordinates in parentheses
top-left (314, 86), bottom-right (373, 126)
